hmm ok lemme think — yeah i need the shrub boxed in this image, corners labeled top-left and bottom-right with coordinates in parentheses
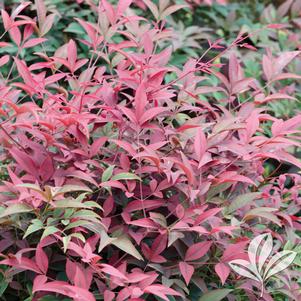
top-left (0, 1), bottom-right (300, 300)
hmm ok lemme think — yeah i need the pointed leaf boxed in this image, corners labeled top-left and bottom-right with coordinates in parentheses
top-left (112, 235), bottom-right (143, 260)
top-left (198, 289), bottom-right (233, 301)
top-left (179, 261), bottom-right (194, 285)
top-left (263, 250), bottom-right (297, 280)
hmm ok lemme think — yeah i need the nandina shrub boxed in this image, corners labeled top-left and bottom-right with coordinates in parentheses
top-left (0, 1), bottom-right (300, 301)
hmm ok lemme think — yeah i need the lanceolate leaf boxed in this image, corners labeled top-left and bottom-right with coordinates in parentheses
top-left (111, 172), bottom-right (141, 181)
top-left (198, 289), bottom-right (233, 301)
top-left (1, 2), bottom-right (301, 300)
top-left (0, 204), bottom-right (32, 219)
top-left (227, 192), bottom-right (261, 214)
top-left (185, 241), bottom-right (212, 261)
top-left (257, 233), bottom-right (273, 274)
top-left (111, 235), bottom-right (143, 260)
top-left (248, 233), bottom-right (271, 274)
top-left (228, 259), bottom-right (261, 283)
top-left (179, 261), bottom-right (194, 285)
top-left (263, 250), bottom-right (297, 280)
top-left (33, 275), bottom-right (95, 301)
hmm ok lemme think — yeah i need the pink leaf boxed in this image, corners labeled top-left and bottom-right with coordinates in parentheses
top-left (102, 0), bottom-right (116, 24)
top-left (270, 73), bottom-right (301, 82)
top-left (160, 4), bottom-right (188, 20)
top-left (0, 55), bottom-right (10, 67)
top-left (139, 107), bottom-right (167, 125)
top-left (194, 208), bottom-right (221, 226)
top-left (231, 78), bottom-right (254, 94)
top-left (104, 290), bottom-right (115, 301)
top-left (0, 256), bottom-right (42, 274)
top-left (35, 243), bottom-right (48, 274)
top-left (101, 263), bottom-right (128, 280)
top-left (9, 147), bottom-right (38, 177)
top-left (14, 58), bottom-right (37, 86)
top-left (267, 23), bottom-right (286, 29)
top-left (1, 10), bottom-right (11, 30)
top-left (41, 13), bottom-right (56, 36)
top-left (179, 261), bottom-right (194, 285)
top-left (135, 83), bottom-right (147, 120)
top-left (23, 38), bottom-right (47, 48)
top-left (274, 51), bottom-right (300, 75)
top-left (11, 1), bottom-right (31, 19)
top-left (33, 275), bottom-right (95, 301)
top-left (215, 262), bottom-right (230, 285)
top-left (68, 39), bottom-right (77, 71)
top-left (144, 284), bottom-right (182, 301)
top-left (117, 0), bottom-right (132, 16)
top-left (35, 0), bottom-right (47, 27)
top-left (194, 128), bottom-right (207, 162)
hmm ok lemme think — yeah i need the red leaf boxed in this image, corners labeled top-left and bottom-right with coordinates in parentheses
top-left (194, 208), bottom-right (221, 226)
top-left (267, 23), bottom-right (286, 29)
top-left (14, 58), bottom-right (37, 86)
top-left (185, 241), bottom-right (212, 261)
top-left (9, 147), bottom-right (37, 177)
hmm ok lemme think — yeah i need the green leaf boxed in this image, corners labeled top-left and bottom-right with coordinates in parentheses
top-left (53, 185), bottom-right (92, 197)
top-left (62, 236), bottom-right (71, 253)
top-left (74, 193), bottom-right (88, 202)
top-left (98, 230), bottom-right (115, 252)
top-left (70, 233), bottom-right (86, 242)
top-left (39, 296), bottom-right (72, 301)
top-left (83, 221), bottom-right (106, 235)
top-left (243, 207), bottom-right (281, 226)
top-left (198, 289), bottom-right (233, 301)
top-left (227, 192), bottom-right (261, 214)
top-left (54, 199), bottom-right (93, 209)
top-left (0, 204), bottom-right (33, 219)
top-left (64, 22), bottom-right (85, 34)
top-left (207, 183), bottom-right (232, 200)
top-left (83, 201), bottom-right (103, 210)
top-left (64, 220), bottom-right (93, 231)
top-left (112, 234), bottom-right (143, 260)
top-left (41, 226), bottom-right (59, 239)
top-left (111, 173), bottom-right (141, 181)
top-left (0, 279), bottom-right (8, 297)
top-left (23, 219), bottom-right (43, 238)
top-left (16, 183), bottom-right (42, 191)
top-left (71, 209), bottom-right (101, 220)
top-left (102, 165), bottom-right (115, 182)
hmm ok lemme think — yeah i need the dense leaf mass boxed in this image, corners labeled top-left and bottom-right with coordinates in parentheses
top-left (0, 0), bottom-right (300, 300)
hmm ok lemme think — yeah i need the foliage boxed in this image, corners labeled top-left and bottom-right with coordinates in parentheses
top-left (0, 0), bottom-right (300, 301)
